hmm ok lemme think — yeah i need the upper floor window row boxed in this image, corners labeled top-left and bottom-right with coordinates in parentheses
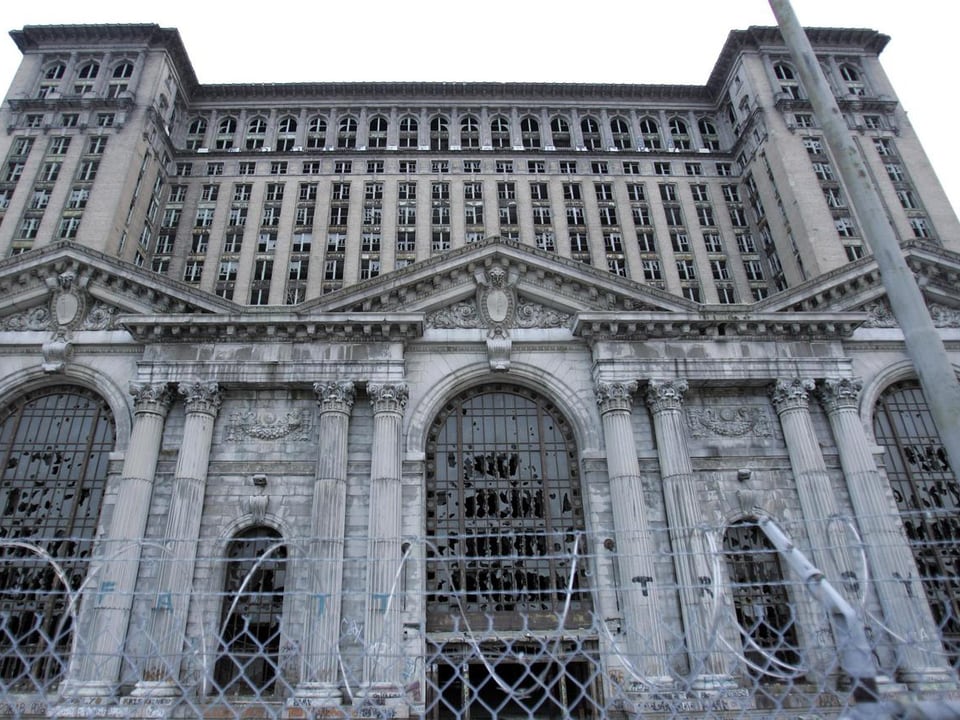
top-left (771, 58), bottom-right (871, 101)
top-left (37, 58), bottom-right (136, 99)
top-left (179, 111), bottom-right (726, 153)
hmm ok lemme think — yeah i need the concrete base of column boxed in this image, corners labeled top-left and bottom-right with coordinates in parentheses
top-left (57, 679), bottom-right (115, 699)
top-left (356, 684), bottom-right (409, 718)
top-left (288, 682), bottom-right (344, 708)
top-left (897, 666), bottom-right (959, 691)
top-left (129, 679), bottom-right (180, 698)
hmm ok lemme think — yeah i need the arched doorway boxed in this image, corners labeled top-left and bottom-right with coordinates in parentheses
top-left (213, 527), bottom-right (287, 696)
top-left (0, 386), bottom-right (115, 689)
top-left (723, 519), bottom-right (800, 679)
top-left (873, 380), bottom-right (960, 659)
top-left (424, 383), bottom-right (597, 718)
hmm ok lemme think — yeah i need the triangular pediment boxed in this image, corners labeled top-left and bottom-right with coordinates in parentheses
top-left (755, 240), bottom-right (960, 318)
top-left (0, 241), bottom-right (233, 333)
top-left (298, 236), bottom-right (698, 318)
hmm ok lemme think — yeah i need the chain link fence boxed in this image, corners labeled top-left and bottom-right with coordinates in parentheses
top-left (1, 515), bottom-right (959, 719)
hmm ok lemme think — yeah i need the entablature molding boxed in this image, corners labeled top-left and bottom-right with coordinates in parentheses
top-left (573, 311), bottom-right (865, 341)
top-left (120, 312), bottom-right (424, 343)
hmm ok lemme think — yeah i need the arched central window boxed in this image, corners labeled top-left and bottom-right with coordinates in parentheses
top-left (214, 527), bottom-right (287, 696)
top-left (425, 385), bottom-right (590, 632)
top-left (0, 386), bottom-right (115, 688)
top-left (874, 381), bottom-right (960, 658)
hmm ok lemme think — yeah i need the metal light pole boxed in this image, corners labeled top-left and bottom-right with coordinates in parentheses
top-left (769, 0), bottom-right (960, 482)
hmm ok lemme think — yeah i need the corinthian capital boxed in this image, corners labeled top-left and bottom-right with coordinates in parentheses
top-left (770, 378), bottom-right (815, 413)
top-left (595, 381), bottom-right (638, 413)
top-left (179, 381), bottom-right (223, 416)
top-left (645, 379), bottom-right (689, 414)
top-left (129, 382), bottom-right (174, 415)
top-left (368, 383), bottom-right (409, 414)
top-left (816, 377), bottom-right (863, 414)
top-left (314, 380), bottom-right (356, 412)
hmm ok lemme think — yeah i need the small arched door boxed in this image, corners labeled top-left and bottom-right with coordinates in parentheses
top-left (213, 527), bottom-right (287, 696)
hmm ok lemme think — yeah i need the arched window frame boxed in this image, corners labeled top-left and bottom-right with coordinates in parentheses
top-left (550, 115), bottom-right (571, 148)
top-left (698, 117), bottom-right (720, 151)
top-left (610, 116), bottom-right (632, 150)
top-left (368, 115), bottom-right (388, 148)
top-left (638, 117), bottom-right (662, 149)
top-left (216, 116), bottom-right (238, 150)
top-left (520, 116), bottom-right (541, 149)
top-left (669, 117), bottom-right (691, 150)
top-left (430, 115), bottom-right (449, 151)
top-left (839, 63), bottom-right (866, 96)
top-left (337, 116), bottom-right (358, 149)
top-left (873, 380), bottom-right (960, 658)
top-left (276, 115), bottom-right (298, 151)
top-left (459, 115), bottom-right (480, 149)
top-left (490, 115), bottom-right (511, 149)
top-left (580, 116), bottom-right (601, 150)
top-left (398, 115), bottom-right (419, 149)
top-left (773, 61), bottom-right (802, 99)
top-left (307, 116), bottom-right (327, 149)
top-left (0, 385), bottom-right (116, 689)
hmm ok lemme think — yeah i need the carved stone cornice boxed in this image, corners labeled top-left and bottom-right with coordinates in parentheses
top-left (644, 379), bottom-right (689, 415)
top-left (129, 382), bottom-right (174, 416)
top-left (178, 381), bottom-right (222, 416)
top-left (770, 378), bottom-right (815, 413)
top-left (368, 383), bottom-right (409, 415)
top-left (595, 381), bottom-right (638, 414)
top-left (313, 381), bottom-right (356, 413)
top-left (816, 378), bottom-right (863, 414)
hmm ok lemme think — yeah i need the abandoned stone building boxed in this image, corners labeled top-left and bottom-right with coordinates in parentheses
top-left (0, 22), bottom-right (958, 719)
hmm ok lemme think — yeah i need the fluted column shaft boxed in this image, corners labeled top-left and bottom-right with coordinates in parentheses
top-left (141, 382), bottom-right (222, 687)
top-left (646, 380), bottom-right (732, 685)
top-left (817, 378), bottom-right (953, 686)
top-left (597, 382), bottom-right (669, 681)
top-left (362, 383), bottom-right (408, 691)
top-left (298, 381), bottom-right (355, 701)
top-left (67, 383), bottom-right (173, 695)
top-left (771, 378), bottom-right (852, 585)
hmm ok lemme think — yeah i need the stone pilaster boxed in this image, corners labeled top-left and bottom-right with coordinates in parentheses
top-left (295, 381), bottom-right (356, 706)
top-left (817, 378), bottom-right (954, 688)
top-left (63, 383), bottom-right (174, 697)
top-left (645, 379), bottom-right (733, 688)
top-left (596, 381), bottom-right (670, 685)
top-left (135, 382), bottom-right (222, 696)
top-left (362, 383), bottom-right (408, 699)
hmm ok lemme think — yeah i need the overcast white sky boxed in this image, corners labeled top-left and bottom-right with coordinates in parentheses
top-left (1, 1), bottom-right (957, 214)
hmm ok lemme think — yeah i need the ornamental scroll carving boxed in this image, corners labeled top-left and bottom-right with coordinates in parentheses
top-left (686, 406), bottom-right (774, 438)
top-left (226, 408), bottom-right (312, 442)
top-left (861, 299), bottom-right (960, 328)
top-left (425, 263), bottom-right (571, 371)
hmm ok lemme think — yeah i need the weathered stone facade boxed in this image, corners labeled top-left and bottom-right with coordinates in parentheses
top-left (0, 21), bottom-right (959, 720)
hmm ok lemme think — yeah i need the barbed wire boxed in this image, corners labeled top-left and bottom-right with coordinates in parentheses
top-left (0, 517), bottom-right (958, 719)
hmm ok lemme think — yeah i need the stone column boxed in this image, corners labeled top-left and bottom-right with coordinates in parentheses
top-left (362, 383), bottom-right (408, 698)
top-left (63, 382), bottom-right (173, 697)
top-left (135, 381), bottom-right (222, 695)
top-left (816, 378), bottom-right (954, 687)
top-left (645, 379), bottom-right (733, 688)
top-left (770, 379), bottom-right (854, 585)
top-left (596, 381), bottom-right (670, 684)
top-left (295, 381), bottom-right (356, 705)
